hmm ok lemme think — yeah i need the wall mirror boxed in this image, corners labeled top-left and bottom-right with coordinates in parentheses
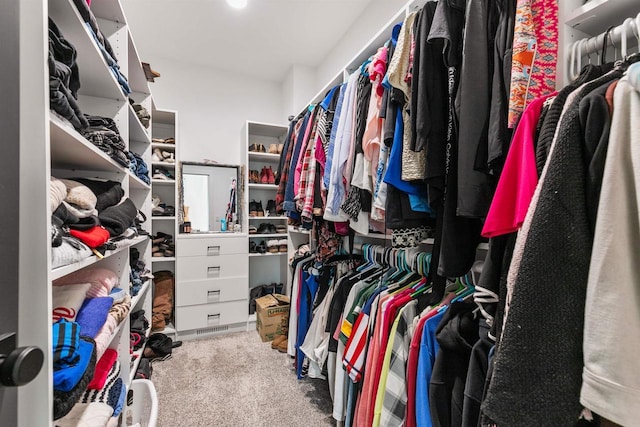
top-left (179, 162), bottom-right (241, 233)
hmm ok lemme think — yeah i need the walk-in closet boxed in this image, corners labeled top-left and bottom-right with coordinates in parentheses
top-left (2, 0), bottom-right (639, 426)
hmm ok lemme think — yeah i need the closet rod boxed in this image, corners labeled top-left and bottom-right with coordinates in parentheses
top-left (569, 13), bottom-right (640, 80)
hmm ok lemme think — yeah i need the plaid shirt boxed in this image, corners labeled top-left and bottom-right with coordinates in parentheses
top-left (276, 117), bottom-right (304, 213)
top-left (299, 114), bottom-right (323, 221)
top-left (380, 300), bottom-right (417, 427)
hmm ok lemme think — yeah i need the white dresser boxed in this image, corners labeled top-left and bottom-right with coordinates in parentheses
top-left (176, 233), bottom-right (248, 339)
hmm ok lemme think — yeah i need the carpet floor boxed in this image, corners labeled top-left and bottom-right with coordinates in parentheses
top-left (150, 331), bottom-right (334, 427)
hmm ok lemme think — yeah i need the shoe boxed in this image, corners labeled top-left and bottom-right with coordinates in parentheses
top-left (275, 283), bottom-right (284, 294)
top-left (161, 151), bottom-right (175, 163)
top-left (267, 240), bottom-right (279, 253)
top-left (249, 285), bottom-right (263, 315)
top-left (266, 200), bottom-right (276, 215)
top-left (249, 241), bottom-right (257, 253)
top-left (249, 144), bottom-right (266, 153)
top-left (278, 239), bottom-right (288, 252)
top-left (249, 200), bottom-right (258, 217)
top-left (256, 201), bottom-right (264, 217)
top-left (276, 224), bottom-right (286, 234)
top-left (256, 241), bottom-right (267, 254)
top-left (277, 338), bottom-right (288, 353)
top-left (249, 170), bottom-right (260, 184)
top-left (268, 144), bottom-right (279, 154)
top-left (152, 149), bottom-right (163, 163)
top-left (142, 62), bottom-right (161, 82)
top-left (260, 167), bottom-right (269, 184)
top-left (266, 166), bottom-right (276, 185)
top-left (153, 168), bottom-right (174, 180)
top-left (271, 334), bottom-right (287, 349)
top-left (249, 225), bottom-right (257, 234)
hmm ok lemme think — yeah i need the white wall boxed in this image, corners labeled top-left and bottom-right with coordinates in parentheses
top-left (314, 0), bottom-right (407, 91)
top-left (281, 64), bottom-right (316, 119)
top-left (147, 55), bottom-right (283, 165)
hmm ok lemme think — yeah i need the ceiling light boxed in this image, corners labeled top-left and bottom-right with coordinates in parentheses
top-left (226, 0), bottom-right (247, 9)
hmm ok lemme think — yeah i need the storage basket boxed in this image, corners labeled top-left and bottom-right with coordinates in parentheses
top-left (124, 379), bottom-right (158, 427)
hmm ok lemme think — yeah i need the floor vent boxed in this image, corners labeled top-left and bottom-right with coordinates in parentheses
top-left (196, 325), bottom-right (228, 335)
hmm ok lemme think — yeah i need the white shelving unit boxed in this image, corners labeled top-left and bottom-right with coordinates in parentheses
top-left (150, 105), bottom-right (179, 341)
top-left (36, 0), bottom-right (169, 424)
top-left (243, 121), bottom-right (290, 323)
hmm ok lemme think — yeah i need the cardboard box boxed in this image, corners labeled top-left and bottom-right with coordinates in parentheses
top-left (255, 294), bottom-right (290, 342)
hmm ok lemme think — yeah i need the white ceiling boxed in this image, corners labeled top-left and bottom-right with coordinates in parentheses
top-left (122, 0), bottom-right (375, 82)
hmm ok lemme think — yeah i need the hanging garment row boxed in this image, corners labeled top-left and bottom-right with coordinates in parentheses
top-left (287, 242), bottom-right (489, 427)
top-left (275, 0), bottom-right (559, 310)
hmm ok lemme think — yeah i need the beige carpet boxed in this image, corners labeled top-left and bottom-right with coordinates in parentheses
top-left (151, 331), bottom-right (334, 427)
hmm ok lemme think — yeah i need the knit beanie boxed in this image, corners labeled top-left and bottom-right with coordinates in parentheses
top-left (51, 177), bottom-right (67, 213)
top-left (60, 179), bottom-right (97, 211)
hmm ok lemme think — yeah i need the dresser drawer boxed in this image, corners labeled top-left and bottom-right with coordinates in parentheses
top-left (177, 254), bottom-right (247, 281)
top-left (176, 300), bottom-right (247, 331)
top-left (178, 236), bottom-right (246, 257)
top-left (176, 276), bottom-right (247, 307)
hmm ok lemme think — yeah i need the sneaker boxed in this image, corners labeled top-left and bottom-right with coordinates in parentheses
top-left (249, 241), bottom-right (257, 252)
top-left (249, 225), bottom-right (257, 234)
top-left (257, 223), bottom-right (269, 234)
top-left (256, 201), bottom-right (264, 217)
top-left (257, 241), bottom-right (267, 254)
top-left (278, 239), bottom-right (288, 252)
top-left (276, 224), bottom-right (286, 234)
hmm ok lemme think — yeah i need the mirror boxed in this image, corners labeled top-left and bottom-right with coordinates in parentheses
top-left (179, 162), bottom-right (241, 233)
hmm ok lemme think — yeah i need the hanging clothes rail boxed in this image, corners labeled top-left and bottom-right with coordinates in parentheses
top-left (568, 13), bottom-right (640, 80)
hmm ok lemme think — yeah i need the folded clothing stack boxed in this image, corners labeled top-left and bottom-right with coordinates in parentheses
top-left (128, 151), bottom-right (150, 184)
top-left (72, 0), bottom-right (130, 96)
top-left (50, 178), bottom-right (143, 268)
top-left (129, 98), bottom-right (150, 128)
top-left (82, 115), bottom-right (129, 167)
top-left (130, 248), bottom-right (153, 297)
top-left (54, 355), bottom-right (125, 426)
top-left (48, 18), bottom-right (88, 132)
top-left (52, 320), bottom-right (97, 420)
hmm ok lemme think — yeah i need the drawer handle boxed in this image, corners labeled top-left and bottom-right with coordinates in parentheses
top-left (207, 290), bottom-right (221, 301)
top-left (207, 266), bottom-right (221, 277)
top-left (207, 313), bottom-right (220, 324)
top-left (207, 245), bottom-right (221, 256)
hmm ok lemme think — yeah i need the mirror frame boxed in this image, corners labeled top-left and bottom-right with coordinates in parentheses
top-left (178, 161), bottom-right (243, 234)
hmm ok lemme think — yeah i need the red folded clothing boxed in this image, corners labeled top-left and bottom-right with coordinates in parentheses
top-left (69, 226), bottom-right (109, 248)
top-left (87, 348), bottom-right (117, 390)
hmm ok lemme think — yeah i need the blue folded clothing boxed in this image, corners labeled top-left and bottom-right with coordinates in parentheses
top-left (76, 297), bottom-right (113, 339)
top-left (52, 319), bottom-right (80, 370)
top-left (53, 336), bottom-right (95, 392)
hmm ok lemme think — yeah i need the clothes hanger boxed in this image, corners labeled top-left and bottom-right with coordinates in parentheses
top-left (360, 58), bottom-right (372, 77)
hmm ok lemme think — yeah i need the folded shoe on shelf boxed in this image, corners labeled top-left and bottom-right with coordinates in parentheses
top-left (266, 240), bottom-right (279, 253)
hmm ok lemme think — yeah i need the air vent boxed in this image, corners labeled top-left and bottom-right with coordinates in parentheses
top-left (196, 325), bottom-right (228, 335)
